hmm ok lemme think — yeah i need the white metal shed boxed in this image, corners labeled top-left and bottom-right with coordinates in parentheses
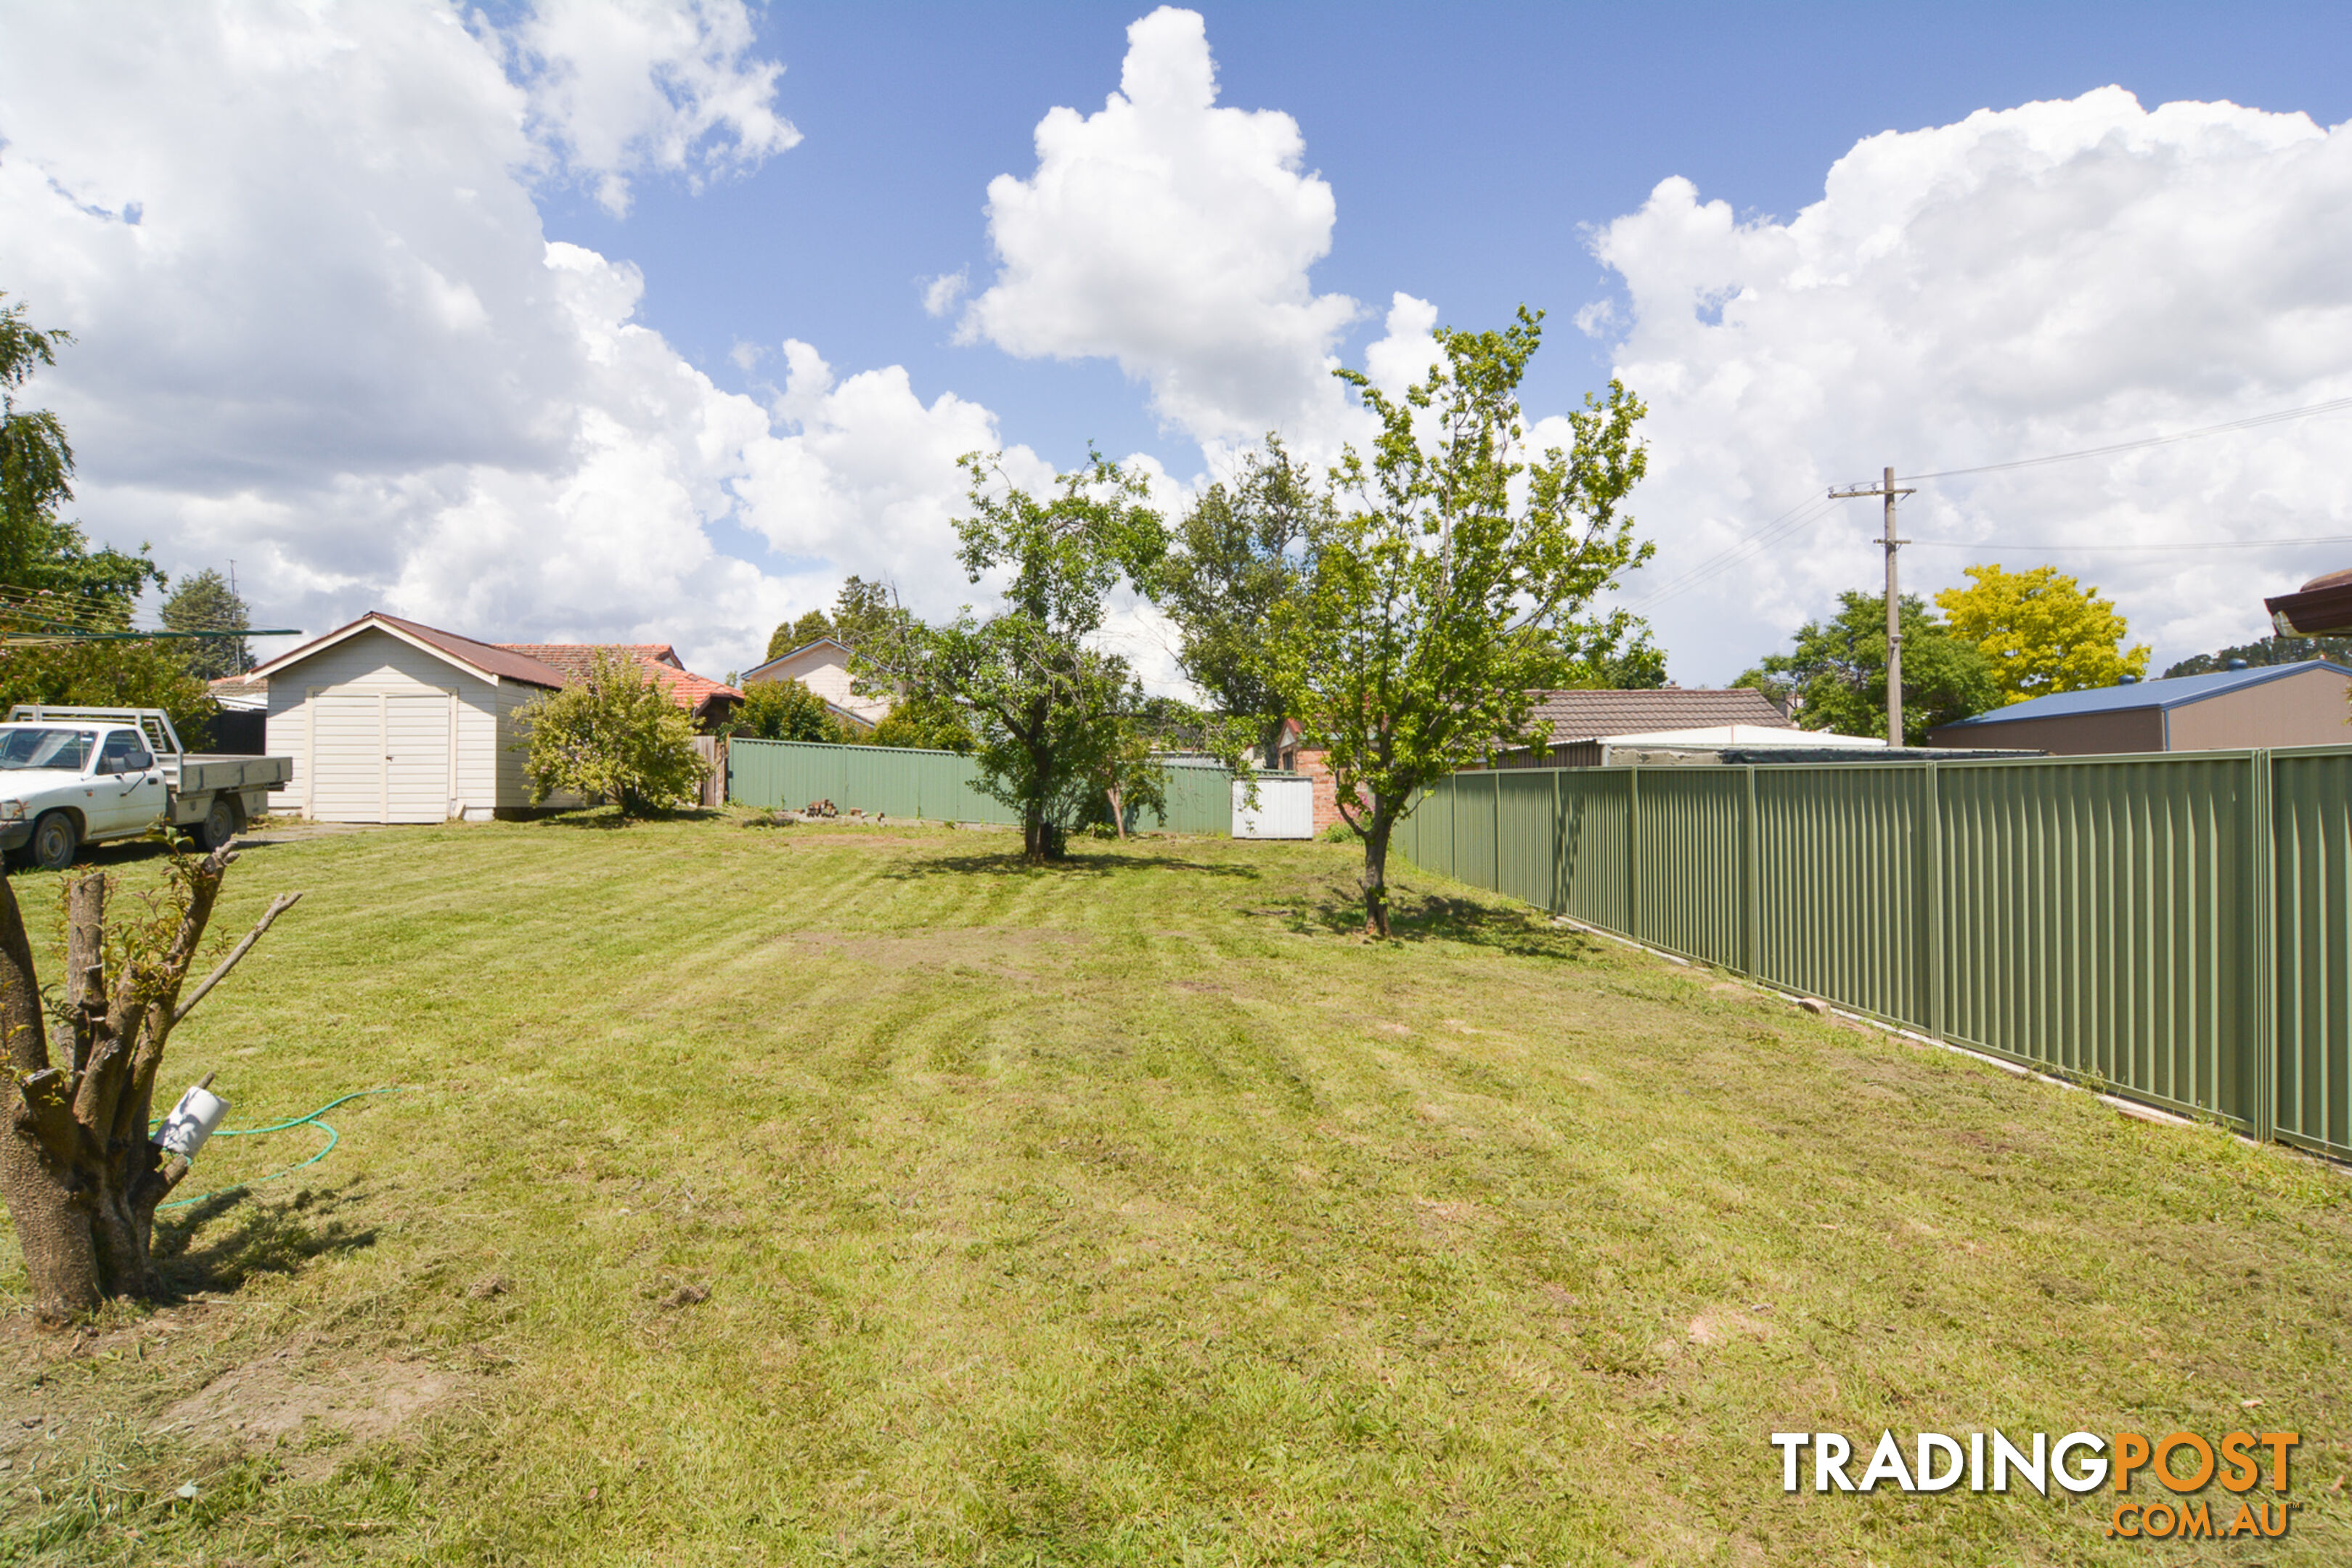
top-left (245, 612), bottom-right (569, 822)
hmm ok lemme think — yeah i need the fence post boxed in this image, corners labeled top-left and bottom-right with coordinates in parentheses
top-left (1924, 761), bottom-right (1944, 1042)
top-left (1627, 766), bottom-right (1641, 942)
top-left (1742, 765), bottom-right (1760, 979)
top-left (2250, 749), bottom-right (2277, 1145)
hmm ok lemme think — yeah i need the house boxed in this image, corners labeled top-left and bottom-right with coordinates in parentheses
top-left (1490, 687), bottom-right (1797, 768)
top-left (738, 637), bottom-right (891, 726)
top-left (497, 643), bottom-right (743, 732)
top-left (1927, 661), bottom-right (2352, 754)
top-left (246, 612), bottom-right (571, 822)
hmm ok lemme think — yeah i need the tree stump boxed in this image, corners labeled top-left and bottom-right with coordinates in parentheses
top-left (0, 847), bottom-right (299, 1321)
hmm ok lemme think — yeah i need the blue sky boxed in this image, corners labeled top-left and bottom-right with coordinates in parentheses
top-left (5, 1), bottom-right (2351, 682)
top-left (546, 1), bottom-right (2352, 472)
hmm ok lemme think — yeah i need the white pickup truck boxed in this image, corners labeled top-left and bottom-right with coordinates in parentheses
top-left (0, 706), bottom-right (291, 870)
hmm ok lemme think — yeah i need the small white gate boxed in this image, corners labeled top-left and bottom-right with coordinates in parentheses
top-left (1232, 775), bottom-right (1313, 839)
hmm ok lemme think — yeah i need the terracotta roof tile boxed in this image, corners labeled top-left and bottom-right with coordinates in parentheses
top-left (497, 643), bottom-right (742, 714)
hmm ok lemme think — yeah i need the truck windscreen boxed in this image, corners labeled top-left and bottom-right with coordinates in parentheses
top-left (0, 728), bottom-right (96, 770)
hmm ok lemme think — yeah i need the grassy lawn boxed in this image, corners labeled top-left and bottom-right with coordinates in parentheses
top-left (1, 814), bottom-right (2347, 1565)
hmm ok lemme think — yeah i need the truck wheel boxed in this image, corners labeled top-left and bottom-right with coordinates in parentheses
top-left (28, 811), bottom-right (78, 872)
top-left (196, 796), bottom-right (239, 852)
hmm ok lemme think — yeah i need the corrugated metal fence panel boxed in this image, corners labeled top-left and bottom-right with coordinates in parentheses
top-left (1389, 747), bottom-right (2352, 1152)
top-left (1416, 778), bottom-right (1457, 881)
top-left (1555, 772), bottom-right (1630, 929)
top-left (1755, 766), bottom-right (1931, 1027)
top-left (1941, 756), bottom-right (2256, 1125)
top-left (1494, 770), bottom-right (1559, 910)
top-left (2271, 748), bottom-right (2352, 1158)
top-left (1149, 762), bottom-right (1237, 834)
top-left (725, 739), bottom-right (1021, 824)
top-left (1453, 772), bottom-right (1500, 895)
top-left (1633, 771), bottom-right (1747, 968)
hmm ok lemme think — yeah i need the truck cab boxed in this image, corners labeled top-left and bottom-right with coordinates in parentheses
top-left (0, 706), bottom-right (291, 870)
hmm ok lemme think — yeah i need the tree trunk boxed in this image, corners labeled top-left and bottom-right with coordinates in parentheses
top-left (1360, 805), bottom-right (1394, 938)
top-left (1106, 785), bottom-right (1127, 841)
top-left (0, 849), bottom-right (294, 1323)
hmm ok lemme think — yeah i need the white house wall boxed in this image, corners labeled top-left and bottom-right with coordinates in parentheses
top-left (751, 647), bottom-right (892, 723)
top-left (265, 627), bottom-right (507, 820)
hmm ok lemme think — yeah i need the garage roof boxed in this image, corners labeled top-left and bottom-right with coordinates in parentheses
top-left (248, 611), bottom-right (569, 689)
top-left (1936, 661), bottom-right (2352, 728)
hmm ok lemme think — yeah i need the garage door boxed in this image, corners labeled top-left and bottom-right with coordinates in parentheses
top-left (308, 692), bottom-right (453, 823)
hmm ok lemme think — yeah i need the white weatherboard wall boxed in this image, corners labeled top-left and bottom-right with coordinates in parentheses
top-left (1232, 777), bottom-right (1313, 839)
top-left (266, 627), bottom-right (530, 822)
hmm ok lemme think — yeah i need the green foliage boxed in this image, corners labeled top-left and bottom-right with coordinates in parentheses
top-left (1267, 306), bottom-right (1651, 934)
top-left (1736, 591), bottom-right (1999, 744)
top-left (160, 568), bottom-right (253, 681)
top-left (1555, 615), bottom-right (1667, 688)
top-left (2165, 634), bottom-right (2352, 678)
top-left (0, 637), bottom-right (214, 738)
top-left (868, 692), bottom-right (976, 754)
top-left (1934, 563), bottom-right (2147, 703)
top-left (765, 576), bottom-right (911, 666)
top-left (766, 610), bottom-right (830, 662)
top-left (1159, 435), bottom-right (1330, 767)
top-left (516, 648), bottom-right (709, 817)
top-left (732, 677), bottom-right (851, 743)
top-left (867, 452), bottom-right (1167, 860)
top-left (1, 294), bottom-right (166, 611)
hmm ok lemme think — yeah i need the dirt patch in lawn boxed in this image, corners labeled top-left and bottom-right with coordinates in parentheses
top-left (156, 1349), bottom-right (470, 1477)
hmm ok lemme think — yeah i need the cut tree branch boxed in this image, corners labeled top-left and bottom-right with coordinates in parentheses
top-left (173, 890), bottom-right (300, 1027)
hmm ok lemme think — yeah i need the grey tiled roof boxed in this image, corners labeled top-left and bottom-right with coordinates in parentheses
top-left (1525, 687), bottom-right (1793, 743)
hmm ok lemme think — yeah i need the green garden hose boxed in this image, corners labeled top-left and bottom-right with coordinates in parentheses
top-left (155, 1086), bottom-right (407, 1210)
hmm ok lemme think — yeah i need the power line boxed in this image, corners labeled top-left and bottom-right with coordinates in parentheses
top-left (1906, 534), bottom-right (2352, 553)
top-left (1895, 394), bottom-right (2352, 484)
top-left (1620, 492), bottom-right (1840, 611)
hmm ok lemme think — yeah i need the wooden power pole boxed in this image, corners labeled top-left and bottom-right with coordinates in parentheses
top-left (1829, 467), bottom-right (1917, 746)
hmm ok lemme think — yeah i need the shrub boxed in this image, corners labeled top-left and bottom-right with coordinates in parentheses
top-left (733, 678), bottom-right (852, 743)
top-left (517, 648), bottom-right (707, 817)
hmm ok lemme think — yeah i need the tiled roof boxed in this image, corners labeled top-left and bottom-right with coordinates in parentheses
top-left (1937, 660), bottom-right (2352, 727)
top-left (1525, 687), bottom-right (1794, 744)
top-left (497, 644), bottom-right (743, 714)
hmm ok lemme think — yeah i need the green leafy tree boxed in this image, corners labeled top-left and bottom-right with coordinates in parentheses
top-left (830, 574), bottom-right (904, 650)
top-left (1, 295), bottom-right (165, 611)
top-left (866, 452), bottom-right (1167, 861)
top-left (160, 568), bottom-right (252, 680)
top-left (0, 637), bottom-right (213, 739)
top-left (2165, 634), bottom-right (2352, 678)
top-left (868, 692), bottom-right (976, 754)
top-left (764, 609), bottom-right (831, 662)
top-left (516, 648), bottom-right (709, 817)
top-left (1267, 307), bottom-right (1651, 936)
top-left (733, 677), bottom-right (851, 743)
top-left (1, 294), bottom-right (74, 588)
top-left (1736, 592), bottom-right (1999, 743)
top-left (1159, 436), bottom-right (1330, 771)
top-left (1556, 613), bottom-right (1667, 688)
top-left (1935, 563), bottom-right (2148, 703)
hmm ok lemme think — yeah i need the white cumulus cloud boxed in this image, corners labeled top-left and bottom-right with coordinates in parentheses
top-left (509, 0), bottom-right (801, 216)
top-left (1588, 87), bottom-right (2352, 682)
top-left (0, 0), bottom-right (1011, 677)
top-left (963, 5), bottom-right (1363, 458)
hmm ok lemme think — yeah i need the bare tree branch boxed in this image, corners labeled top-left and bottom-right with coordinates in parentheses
top-left (173, 889), bottom-right (300, 1026)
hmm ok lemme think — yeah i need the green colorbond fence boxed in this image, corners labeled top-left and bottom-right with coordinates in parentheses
top-left (727, 739), bottom-right (1021, 825)
top-left (726, 740), bottom-right (1238, 834)
top-left (1397, 748), bottom-right (2352, 1161)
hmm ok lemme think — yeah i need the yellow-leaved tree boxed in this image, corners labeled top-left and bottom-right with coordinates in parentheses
top-left (1934, 563), bottom-right (2149, 705)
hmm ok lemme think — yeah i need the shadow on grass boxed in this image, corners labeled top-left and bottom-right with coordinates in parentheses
top-left (1286, 884), bottom-right (1601, 960)
top-left (150, 1185), bottom-right (379, 1297)
top-left (531, 805), bottom-right (727, 831)
top-left (885, 848), bottom-right (1262, 881)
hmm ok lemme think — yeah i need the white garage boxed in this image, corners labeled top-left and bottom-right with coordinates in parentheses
top-left (247, 612), bottom-right (568, 822)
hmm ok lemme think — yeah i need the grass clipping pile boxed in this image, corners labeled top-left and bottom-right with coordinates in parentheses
top-left (0, 846), bottom-right (299, 1322)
